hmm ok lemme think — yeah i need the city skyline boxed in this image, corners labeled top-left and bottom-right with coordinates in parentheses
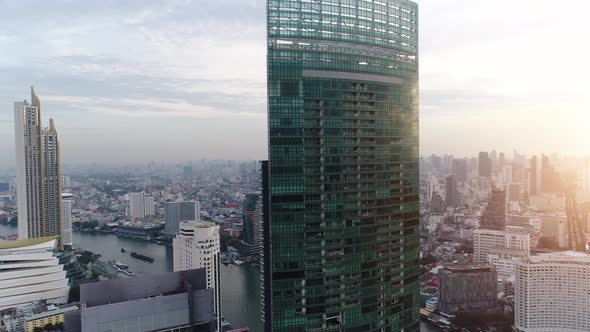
top-left (1, 0), bottom-right (589, 169)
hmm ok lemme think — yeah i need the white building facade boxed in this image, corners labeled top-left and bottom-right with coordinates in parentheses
top-left (474, 227), bottom-right (530, 264)
top-left (14, 87), bottom-right (62, 246)
top-left (0, 237), bottom-right (69, 310)
top-left (515, 252), bottom-right (590, 331)
top-left (173, 221), bottom-right (221, 331)
top-left (61, 193), bottom-right (74, 247)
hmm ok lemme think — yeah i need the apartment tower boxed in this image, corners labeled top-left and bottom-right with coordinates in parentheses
top-left (14, 87), bottom-right (63, 247)
top-left (265, 1), bottom-right (420, 330)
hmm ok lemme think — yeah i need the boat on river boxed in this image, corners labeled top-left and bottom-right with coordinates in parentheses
top-left (130, 252), bottom-right (154, 263)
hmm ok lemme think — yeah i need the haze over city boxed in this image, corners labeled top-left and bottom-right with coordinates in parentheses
top-left (1, 0), bottom-right (588, 169)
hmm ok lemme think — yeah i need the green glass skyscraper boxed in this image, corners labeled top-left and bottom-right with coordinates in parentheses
top-left (264, 1), bottom-right (419, 331)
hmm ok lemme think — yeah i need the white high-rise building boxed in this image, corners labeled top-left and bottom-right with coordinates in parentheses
top-left (174, 221), bottom-right (221, 331)
top-left (61, 193), bottom-right (74, 246)
top-left (515, 251), bottom-right (590, 332)
top-left (14, 87), bottom-right (62, 247)
top-left (129, 192), bottom-right (146, 219)
top-left (144, 194), bottom-right (155, 216)
top-left (473, 227), bottom-right (530, 264)
top-left (128, 192), bottom-right (155, 219)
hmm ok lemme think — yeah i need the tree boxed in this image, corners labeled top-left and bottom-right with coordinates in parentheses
top-left (44, 322), bottom-right (55, 331)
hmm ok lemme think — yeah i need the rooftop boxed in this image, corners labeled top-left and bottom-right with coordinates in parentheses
top-left (0, 236), bottom-right (57, 250)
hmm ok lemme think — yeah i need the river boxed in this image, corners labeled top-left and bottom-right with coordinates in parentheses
top-left (0, 224), bottom-right (437, 331)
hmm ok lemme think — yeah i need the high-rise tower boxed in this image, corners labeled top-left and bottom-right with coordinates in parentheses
top-left (173, 221), bottom-right (222, 331)
top-left (265, 1), bottom-right (420, 330)
top-left (14, 87), bottom-right (63, 247)
top-left (479, 152), bottom-right (492, 178)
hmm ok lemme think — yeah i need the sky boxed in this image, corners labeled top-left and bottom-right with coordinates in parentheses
top-left (1, 0), bottom-right (589, 169)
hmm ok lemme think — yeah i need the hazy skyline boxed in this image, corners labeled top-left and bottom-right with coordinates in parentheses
top-left (1, 0), bottom-right (589, 168)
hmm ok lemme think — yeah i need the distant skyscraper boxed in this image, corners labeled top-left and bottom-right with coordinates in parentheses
top-left (481, 190), bottom-right (506, 230)
top-left (265, 0), bottom-right (420, 330)
top-left (452, 158), bottom-right (468, 183)
top-left (446, 174), bottom-right (459, 207)
top-left (508, 182), bottom-right (521, 203)
top-left (530, 155), bottom-right (538, 195)
top-left (164, 200), bottom-right (200, 234)
top-left (540, 154), bottom-right (561, 193)
top-left (173, 221), bottom-right (221, 331)
top-left (479, 152), bottom-right (492, 177)
top-left (242, 193), bottom-right (259, 246)
top-left (128, 191), bottom-right (154, 219)
top-left (14, 87), bottom-right (63, 247)
top-left (183, 165), bottom-right (193, 179)
top-left (61, 193), bottom-right (74, 247)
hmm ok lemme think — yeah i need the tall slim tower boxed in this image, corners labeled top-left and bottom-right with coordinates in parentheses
top-left (173, 221), bottom-right (221, 331)
top-left (14, 87), bottom-right (63, 247)
top-left (265, 1), bottom-right (420, 331)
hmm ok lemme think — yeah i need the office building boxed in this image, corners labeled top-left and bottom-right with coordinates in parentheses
top-left (164, 200), bottom-right (201, 235)
top-left (242, 193), bottom-right (259, 246)
top-left (508, 182), bottom-right (521, 203)
top-left (183, 165), bottom-right (193, 179)
top-left (473, 227), bottom-right (530, 264)
top-left (452, 158), bottom-right (468, 184)
top-left (541, 213), bottom-right (568, 248)
top-left (438, 266), bottom-right (498, 315)
top-left (14, 87), bottom-right (63, 246)
top-left (64, 269), bottom-right (217, 332)
top-left (128, 191), bottom-right (154, 220)
top-left (529, 155), bottom-right (538, 195)
top-left (446, 174), bottom-right (459, 207)
top-left (265, 0), bottom-right (419, 330)
top-left (515, 252), bottom-right (590, 332)
top-left (251, 196), bottom-right (263, 259)
top-left (174, 221), bottom-right (221, 331)
top-left (427, 175), bottom-right (438, 201)
top-left (61, 193), bottom-right (74, 247)
top-left (479, 152), bottom-right (492, 178)
top-left (540, 155), bottom-right (562, 193)
top-left (0, 237), bottom-right (69, 310)
top-left (481, 190), bottom-right (506, 230)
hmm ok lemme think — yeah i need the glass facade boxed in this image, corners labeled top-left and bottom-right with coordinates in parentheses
top-left (265, 0), bottom-right (419, 331)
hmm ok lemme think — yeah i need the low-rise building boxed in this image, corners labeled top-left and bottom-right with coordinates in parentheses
top-left (438, 265), bottom-right (498, 315)
top-left (64, 269), bottom-right (217, 332)
top-left (473, 227), bottom-right (530, 264)
top-left (24, 305), bottom-right (78, 332)
top-left (0, 237), bottom-right (69, 310)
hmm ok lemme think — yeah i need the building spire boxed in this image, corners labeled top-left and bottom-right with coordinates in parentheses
top-left (31, 85), bottom-right (40, 108)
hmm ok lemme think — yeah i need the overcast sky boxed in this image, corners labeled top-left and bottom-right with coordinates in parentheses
top-left (1, 0), bottom-right (589, 168)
